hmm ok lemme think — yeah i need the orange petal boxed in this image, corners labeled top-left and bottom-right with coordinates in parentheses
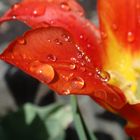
top-left (98, 0), bottom-right (139, 104)
top-left (0, 27), bottom-right (126, 109)
top-left (98, 0), bottom-right (140, 52)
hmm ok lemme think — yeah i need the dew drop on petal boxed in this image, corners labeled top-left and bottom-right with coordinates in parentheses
top-left (70, 57), bottom-right (77, 63)
top-left (55, 39), bottom-right (63, 45)
top-left (127, 32), bottom-right (135, 43)
top-left (17, 38), bottom-right (26, 45)
top-left (48, 39), bottom-right (51, 42)
top-left (88, 72), bottom-right (93, 76)
top-left (136, 4), bottom-right (140, 9)
top-left (63, 89), bottom-right (70, 95)
top-left (11, 55), bottom-right (15, 59)
top-left (12, 3), bottom-right (19, 9)
top-left (47, 54), bottom-right (57, 62)
top-left (77, 10), bottom-right (84, 17)
top-left (62, 34), bottom-right (71, 42)
top-left (101, 31), bottom-right (107, 39)
top-left (112, 24), bottom-right (118, 31)
top-left (60, 2), bottom-right (71, 11)
top-left (97, 70), bottom-right (110, 82)
top-left (69, 64), bottom-right (76, 70)
top-left (87, 44), bottom-right (91, 48)
top-left (85, 56), bottom-right (91, 63)
top-left (80, 35), bottom-right (84, 39)
top-left (50, 20), bottom-right (54, 24)
top-left (30, 61), bottom-right (55, 83)
top-left (12, 15), bottom-right (17, 19)
top-left (71, 77), bottom-right (85, 89)
top-left (33, 10), bottom-right (38, 16)
top-left (80, 67), bottom-right (86, 72)
top-left (94, 90), bottom-right (107, 100)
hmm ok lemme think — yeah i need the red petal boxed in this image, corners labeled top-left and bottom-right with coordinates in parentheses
top-left (0, 0), bottom-right (102, 68)
top-left (0, 27), bottom-right (126, 109)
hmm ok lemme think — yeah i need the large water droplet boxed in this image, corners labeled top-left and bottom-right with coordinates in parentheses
top-left (71, 77), bottom-right (85, 89)
top-left (60, 2), bottom-right (71, 11)
top-left (47, 54), bottom-right (57, 62)
top-left (127, 32), bottom-right (135, 43)
top-left (97, 70), bottom-right (110, 82)
top-left (30, 61), bottom-right (55, 83)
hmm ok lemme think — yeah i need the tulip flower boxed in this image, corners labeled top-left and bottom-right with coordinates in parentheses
top-left (0, 0), bottom-right (140, 139)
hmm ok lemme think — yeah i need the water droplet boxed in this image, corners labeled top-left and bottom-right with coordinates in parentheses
top-left (48, 0), bottom-right (53, 2)
top-left (127, 32), bottom-right (135, 43)
top-left (81, 61), bottom-right (85, 66)
top-left (69, 64), bottom-right (76, 70)
top-left (33, 10), bottom-right (38, 16)
top-left (17, 38), bottom-right (26, 45)
top-left (30, 61), bottom-right (55, 83)
top-left (55, 39), bottom-right (63, 45)
top-left (60, 2), bottom-right (71, 11)
top-left (12, 15), bottom-right (17, 19)
top-left (71, 57), bottom-right (77, 63)
top-left (94, 90), bottom-right (107, 100)
top-left (136, 4), bottom-right (140, 9)
top-left (101, 31), bottom-right (107, 39)
top-left (137, 16), bottom-right (140, 24)
top-left (12, 3), bottom-right (19, 9)
top-left (80, 35), bottom-right (84, 39)
top-left (62, 34), bottom-right (71, 42)
top-left (48, 39), bottom-right (51, 42)
top-left (22, 54), bottom-right (27, 59)
top-left (80, 67), bottom-right (86, 72)
top-left (88, 72), bottom-right (93, 76)
top-left (63, 89), bottom-right (70, 95)
top-left (97, 70), bottom-right (110, 82)
top-left (77, 10), bottom-right (84, 17)
top-left (85, 56), bottom-right (91, 63)
top-left (77, 50), bottom-right (84, 59)
top-left (112, 24), bottom-right (118, 31)
top-left (87, 44), bottom-right (91, 48)
top-left (62, 75), bottom-right (69, 81)
top-left (11, 55), bottom-right (14, 59)
top-left (71, 77), bottom-right (85, 89)
top-left (50, 20), bottom-right (54, 24)
top-left (47, 54), bottom-right (57, 62)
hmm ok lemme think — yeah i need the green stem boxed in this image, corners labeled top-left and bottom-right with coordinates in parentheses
top-left (70, 95), bottom-right (97, 140)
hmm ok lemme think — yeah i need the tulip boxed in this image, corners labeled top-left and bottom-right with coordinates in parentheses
top-left (0, 0), bottom-right (140, 139)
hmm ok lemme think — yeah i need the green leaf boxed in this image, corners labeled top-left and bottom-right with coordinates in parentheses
top-left (0, 103), bottom-right (73, 140)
